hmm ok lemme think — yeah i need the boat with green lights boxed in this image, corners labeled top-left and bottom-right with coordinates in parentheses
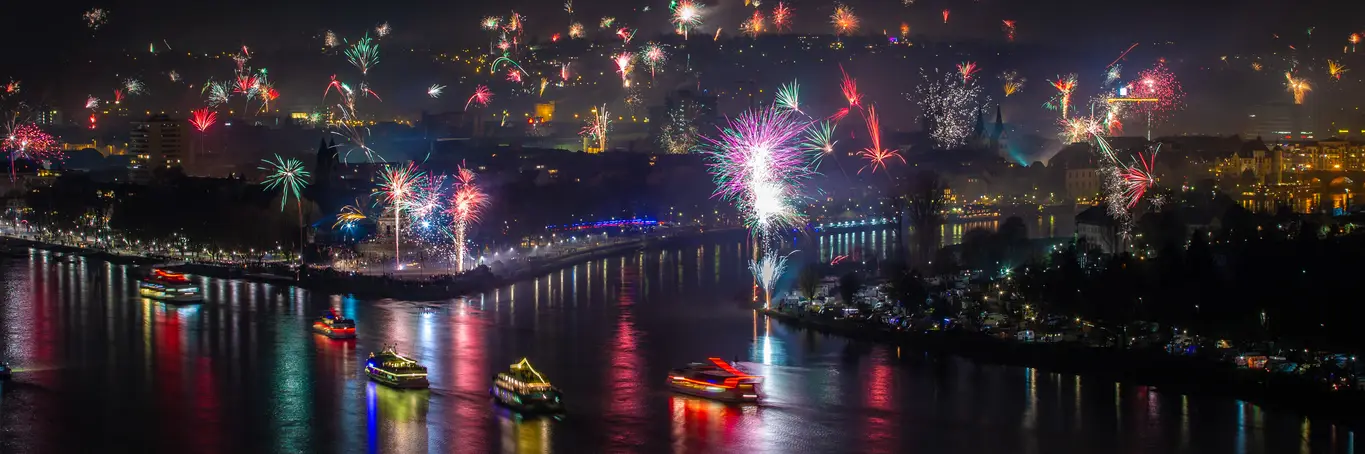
top-left (667, 357), bottom-right (763, 403)
top-left (491, 358), bottom-right (565, 413)
top-left (365, 346), bottom-right (429, 389)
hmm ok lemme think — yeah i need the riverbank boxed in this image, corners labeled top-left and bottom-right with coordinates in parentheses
top-left (762, 307), bottom-right (1365, 428)
top-left (2, 227), bottom-right (746, 301)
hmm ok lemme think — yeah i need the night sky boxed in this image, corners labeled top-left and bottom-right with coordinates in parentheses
top-left (4, 0), bottom-right (1365, 136)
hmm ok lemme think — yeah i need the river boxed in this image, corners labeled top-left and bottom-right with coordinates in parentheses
top-left (0, 228), bottom-right (1358, 453)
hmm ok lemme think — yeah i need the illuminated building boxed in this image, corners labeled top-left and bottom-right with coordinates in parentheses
top-left (1244, 102), bottom-right (1315, 141)
top-left (129, 114), bottom-right (191, 171)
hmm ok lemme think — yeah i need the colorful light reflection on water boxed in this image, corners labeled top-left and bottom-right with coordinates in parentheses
top-left (0, 242), bottom-right (1356, 453)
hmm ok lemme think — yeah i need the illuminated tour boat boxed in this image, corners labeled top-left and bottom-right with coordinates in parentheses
top-left (137, 268), bottom-right (203, 303)
top-left (365, 345), bottom-right (429, 389)
top-left (311, 309), bottom-right (356, 339)
top-left (667, 357), bottom-right (763, 403)
top-left (491, 358), bottom-right (565, 413)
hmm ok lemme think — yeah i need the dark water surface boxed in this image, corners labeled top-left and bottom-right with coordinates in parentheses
top-left (0, 232), bottom-right (1359, 453)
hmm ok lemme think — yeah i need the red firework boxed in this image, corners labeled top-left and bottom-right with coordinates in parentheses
top-left (1119, 151), bottom-right (1157, 208)
top-left (839, 65), bottom-right (861, 108)
top-left (857, 106), bottom-right (904, 174)
top-left (1128, 60), bottom-right (1184, 121)
top-left (772, 3), bottom-right (792, 32)
top-left (1002, 20), bottom-right (1016, 41)
top-left (941, 9), bottom-right (950, 24)
top-left (465, 85), bottom-right (493, 111)
top-left (189, 108), bottom-right (218, 133)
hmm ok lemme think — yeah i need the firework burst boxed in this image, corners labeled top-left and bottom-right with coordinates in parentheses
top-left (775, 80), bottom-right (802, 113)
top-left (334, 203), bottom-right (368, 229)
top-left (772, 3), bottom-right (792, 32)
top-left (2, 123), bottom-right (59, 181)
top-left (802, 120), bottom-right (837, 156)
top-left (1285, 72), bottom-right (1311, 104)
top-left (659, 104), bottom-right (700, 154)
top-left (427, 84), bottom-right (445, 98)
top-left (1046, 74), bottom-right (1078, 119)
top-left (569, 22), bottom-right (585, 38)
top-left (957, 62), bottom-right (980, 84)
top-left (1328, 59), bottom-right (1348, 80)
top-left (1002, 20), bottom-right (1016, 41)
top-left (482, 17), bottom-right (502, 30)
top-left (465, 85), bottom-right (493, 110)
top-left (449, 166), bottom-right (489, 272)
top-left (701, 107), bottom-right (813, 235)
top-left (743, 10), bottom-right (766, 37)
top-left (641, 43), bottom-right (667, 78)
top-left (916, 68), bottom-right (990, 149)
top-left (941, 9), bottom-right (950, 24)
top-left (749, 252), bottom-right (792, 308)
top-left (1127, 60), bottom-right (1185, 125)
top-left (259, 155), bottom-right (311, 211)
top-left (671, 1), bottom-right (702, 38)
top-left (831, 4), bottom-right (859, 36)
top-left (84, 8), bottom-right (108, 31)
top-left (375, 22), bottom-right (391, 37)
top-left (377, 162), bottom-right (425, 270)
top-left (123, 78), bottom-right (145, 95)
top-left (614, 52), bottom-right (634, 87)
top-left (345, 34), bottom-right (380, 75)
top-left (84, 96), bottom-right (100, 109)
top-left (324, 30), bottom-right (339, 48)
top-left (1000, 71), bottom-right (1025, 97)
top-left (600, 16), bottom-right (616, 29)
top-left (581, 105), bottom-right (612, 151)
top-left (189, 108), bottom-right (218, 133)
top-left (857, 105), bottom-right (904, 173)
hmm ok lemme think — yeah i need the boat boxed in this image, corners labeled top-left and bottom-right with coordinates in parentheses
top-left (491, 358), bottom-right (565, 413)
top-left (365, 345), bottom-right (429, 389)
top-left (666, 357), bottom-right (763, 403)
top-left (311, 309), bottom-right (356, 339)
top-left (138, 268), bottom-right (203, 303)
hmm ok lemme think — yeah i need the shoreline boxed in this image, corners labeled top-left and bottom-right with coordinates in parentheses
top-left (762, 308), bottom-right (1365, 429)
top-left (2, 228), bottom-right (746, 301)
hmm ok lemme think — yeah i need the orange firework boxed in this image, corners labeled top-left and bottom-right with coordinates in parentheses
top-left (1328, 59), bottom-right (1348, 80)
top-left (1002, 20), bottom-right (1016, 41)
top-left (899, 23), bottom-right (909, 39)
top-left (1285, 72), bottom-right (1311, 104)
top-left (743, 10), bottom-right (766, 37)
top-left (839, 64), bottom-right (861, 108)
top-left (831, 4), bottom-right (859, 36)
top-left (1351, 33), bottom-right (1361, 53)
top-left (1048, 74), bottom-right (1078, 118)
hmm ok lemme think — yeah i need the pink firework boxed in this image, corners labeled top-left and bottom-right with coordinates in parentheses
top-left (507, 69), bottom-right (522, 83)
top-left (701, 107), bottom-right (814, 232)
top-left (1127, 60), bottom-right (1184, 122)
top-left (941, 9), bottom-right (950, 24)
top-left (2, 123), bottom-right (60, 180)
top-left (465, 85), bottom-right (493, 111)
top-left (957, 62), bottom-right (980, 84)
top-left (113, 89), bottom-right (125, 105)
top-left (857, 105), bottom-right (904, 174)
top-left (1002, 20), bottom-right (1016, 41)
top-left (1118, 151), bottom-right (1158, 208)
top-left (189, 108), bottom-right (218, 133)
top-left (772, 3), bottom-right (792, 32)
top-left (614, 52), bottom-right (633, 86)
top-left (234, 74), bottom-right (260, 95)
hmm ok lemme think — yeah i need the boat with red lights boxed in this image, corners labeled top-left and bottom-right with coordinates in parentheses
top-left (666, 358), bottom-right (763, 403)
top-left (311, 309), bottom-right (356, 339)
top-left (137, 268), bottom-right (203, 303)
top-left (365, 345), bottom-right (429, 389)
top-left (491, 358), bottom-right (565, 414)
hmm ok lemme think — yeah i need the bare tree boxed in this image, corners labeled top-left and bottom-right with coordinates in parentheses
top-left (904, 170), bottom-right (945, 268)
